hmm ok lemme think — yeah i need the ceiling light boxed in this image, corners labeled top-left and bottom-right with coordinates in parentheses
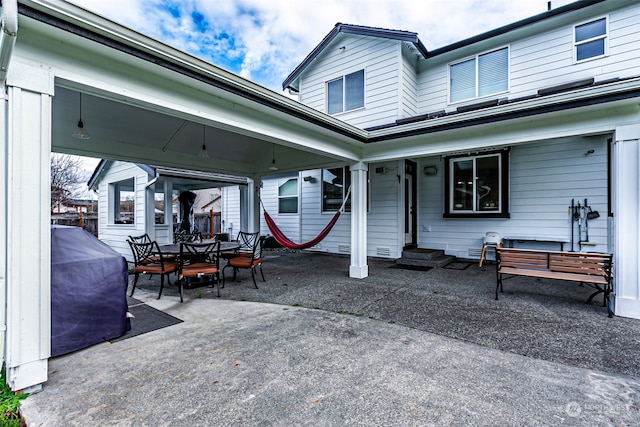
top-left (198, 124), bottom-right (210, 158)
top-left (269, 144), bottom-right (278, 170)
top-left (72, 93), bottom-right (90, 140)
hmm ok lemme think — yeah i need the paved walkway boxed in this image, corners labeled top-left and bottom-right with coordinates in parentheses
top-left (22, 251), bottom-right (640, 426)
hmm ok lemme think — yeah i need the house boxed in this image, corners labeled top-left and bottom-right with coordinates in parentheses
top-left (87, 160), bottom-right (247, 260)
top-left (244, 1), bottom-right (639, 270)
top-left (1, 0), bottom-right (640, 393)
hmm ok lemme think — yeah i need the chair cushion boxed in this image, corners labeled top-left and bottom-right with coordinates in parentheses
top-left (228, 257), bottom-right (261, 268)
top-left (135, 261), bottom-right (179, 274)
top-left (180, 263), bottom-right (219, 279)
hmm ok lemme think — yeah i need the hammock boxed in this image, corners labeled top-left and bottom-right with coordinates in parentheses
top-left (262, 186), bottom-right (351, 250)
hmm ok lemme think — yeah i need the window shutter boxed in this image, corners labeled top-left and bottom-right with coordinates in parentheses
top-left (478, 48), bottom-right (508, 97)
top-left (450, 58), bottom-right (476, 102)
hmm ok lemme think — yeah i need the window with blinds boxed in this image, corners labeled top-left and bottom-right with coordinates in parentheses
top-left (327, 70), bottom-right (365, 114)
top-left (450, 47), bottom-right (509, 103)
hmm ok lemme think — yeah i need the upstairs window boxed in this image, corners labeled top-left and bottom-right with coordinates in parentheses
top-left (449, 47), bottom-right (509, 103)
top-left (444, 151), bottom-right (510, 218)
top-left (327, 70), bottom-right (364, 114)
top-left (575, 17), bottom-right (607, 62)
top-left (278, 178), bottom-right (298, 214)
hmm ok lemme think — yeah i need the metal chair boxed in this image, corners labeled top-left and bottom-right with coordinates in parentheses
top-left (178, 241), bottom-right (221, 301)
top-left (222, 231), bottom-right (265, 288)
top-left (128, 240), bottom-right (179, 299)
top-left (174, 231), bottom-right (202, 244)
top-left (478, 231), bottom-right (502, 267)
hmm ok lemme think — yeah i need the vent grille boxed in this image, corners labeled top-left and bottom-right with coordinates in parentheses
top-left (468, 248), bottom-right (482, 258)
top-left (338, 244), bottom-right (350, 253)
top-left (376, 247), bottom-right (391, 257)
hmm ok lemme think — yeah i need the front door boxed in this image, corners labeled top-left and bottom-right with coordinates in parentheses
top-left (404, 160), bottom-right (417, 247)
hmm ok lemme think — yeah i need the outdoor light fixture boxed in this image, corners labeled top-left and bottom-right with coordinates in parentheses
top-left (269, 144), bottom-right (278, 170)
top-left (72, 93), bottom-right (91, 140)
top-left (198, 124), bottom-right (210, 158)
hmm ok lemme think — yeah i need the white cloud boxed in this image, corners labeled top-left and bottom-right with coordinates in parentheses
top-left (68, 0), bottom-right (577, 91)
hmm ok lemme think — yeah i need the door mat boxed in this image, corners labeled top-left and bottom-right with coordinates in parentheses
top-left (111, 297), bottom-right (183, 342)
top-left (389, 264), bottom-right (433, 272)
top-left (442, 261), bottom-right (474, 270)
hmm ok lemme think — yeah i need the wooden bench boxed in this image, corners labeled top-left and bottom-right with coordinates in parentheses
top-left (495, 247), bottom-right (613, 317)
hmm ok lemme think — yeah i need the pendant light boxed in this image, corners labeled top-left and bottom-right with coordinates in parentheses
top-left (72, 93), bottom-right (91, 140)
top-left (198, 124), bottom-right (210, 158)
top-left (269, 144), bottom-right (278, 170)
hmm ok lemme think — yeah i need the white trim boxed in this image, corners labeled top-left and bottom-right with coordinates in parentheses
top-left (573, 15), bottom-right (609, 64)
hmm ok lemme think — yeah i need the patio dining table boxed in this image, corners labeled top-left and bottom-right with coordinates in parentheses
top-left (157, 240), bottom-right (240, 256)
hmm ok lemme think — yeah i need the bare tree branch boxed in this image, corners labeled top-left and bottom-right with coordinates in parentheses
top-left (51, 154), bottom-right (88, 211)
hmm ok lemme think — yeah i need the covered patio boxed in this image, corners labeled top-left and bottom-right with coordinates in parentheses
top-left (21, 251), bottom-right (640, 425)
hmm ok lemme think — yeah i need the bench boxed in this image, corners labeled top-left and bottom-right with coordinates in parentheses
top-left (495, 247), bottom-right (613, 317)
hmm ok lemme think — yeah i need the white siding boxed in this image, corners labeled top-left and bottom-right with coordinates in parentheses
top-left (417, 136), bottom-right (609, 259)
top-left (417, 4), bottom-right (640, 117)
top-left (401, 44), bottom-right (418, 118)
top-left (96, 161), bottom-right (150, 261)
top-left (298, 34), bottom-right (401, 128)
top-left (221, 186), bottom-right (241, 240)
top-left (259, 174), bottom-right (300, 243)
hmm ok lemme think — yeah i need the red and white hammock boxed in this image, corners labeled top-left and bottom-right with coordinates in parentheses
top-left (263, 186), bottom-right (351, 250)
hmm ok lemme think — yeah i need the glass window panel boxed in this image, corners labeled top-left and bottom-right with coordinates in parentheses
top-left (577, 39), bottom-right (605, 61)
top-left (450, 58), bottom-right (476, 102)
top-left (278, 198), bottom-right (298, 214)
top-left (327, 78), bottom-right (343, 114)
top-left (478, 48), bottom-right (508, 97)
top-left (452, 159), bottom-right (473, 211)
top-left (113, 178), bottom-right (135, 224)
top-left (322, 167), bottom-right (344, 212)
top-left (345, 70), bottom-right (364, 111)
top-left (155, 192), bottom-right (165, 224)
top-left (476, 155), bottom-right (500, 211)
top-left (575, 18), bottom-right (606, 43)
top-left (278, 179), bottom-right (298, 197)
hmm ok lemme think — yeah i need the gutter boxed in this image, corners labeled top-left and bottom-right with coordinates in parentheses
top-left (0, 0), bottom-right (18, 81)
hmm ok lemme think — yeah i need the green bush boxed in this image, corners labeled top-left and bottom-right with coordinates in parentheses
top-left (0, 370), bottom-right (27, 427)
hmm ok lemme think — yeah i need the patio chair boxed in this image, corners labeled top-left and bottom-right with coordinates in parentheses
top-left (128, 240), bottom-right (179, 300)
top-left (222, 231), bottom-right (265, 289)
top-left (174, 231), bottom-right (202, 244)
top-left (478, 231), bottom-right (502, 267)
top-left (178, 241), bottom-right (222, 301)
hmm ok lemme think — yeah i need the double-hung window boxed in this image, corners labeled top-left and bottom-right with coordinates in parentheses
top-left (327, 70), bottom-right (364, 114)
top-left (444, 151), bottom-right (509, 218)
top-left (111, 178), bottom-right (135, 224)
top-left (278, 178), bottom-right (298, 214)
top-left (449, 47), bottom-right (509, 103)
top-left (574, 17), bottom-right (607, 62)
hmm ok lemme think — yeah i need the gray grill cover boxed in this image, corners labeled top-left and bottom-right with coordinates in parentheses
top-left (51, 225), bottom-right (129, 356)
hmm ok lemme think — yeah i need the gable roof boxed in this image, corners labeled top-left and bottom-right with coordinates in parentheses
top-left (282, 23), bottom-right (428, 91)
top-left (282, 0), bottom-right (606, 92)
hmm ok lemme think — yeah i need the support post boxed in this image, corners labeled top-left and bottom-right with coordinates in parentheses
top-left (247, 177), bottom-right (261, 233)
top-left (349, 162), bottom-right (368, 278)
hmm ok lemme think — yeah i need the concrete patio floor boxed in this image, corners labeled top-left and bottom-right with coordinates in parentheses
top-left (22, 251), bottom-right (640, 426)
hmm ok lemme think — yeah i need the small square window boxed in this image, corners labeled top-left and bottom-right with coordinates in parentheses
top-left (575, 18), bottom-right (607, 62)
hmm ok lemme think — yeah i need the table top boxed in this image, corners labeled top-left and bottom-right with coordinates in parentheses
top-left (158, 241), bottom-right (239, 255)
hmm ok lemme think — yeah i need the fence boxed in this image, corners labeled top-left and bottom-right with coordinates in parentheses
top-left (194, 211), bottom-right (221, 238)
top-left (51, 213), bottom-right (98, 236)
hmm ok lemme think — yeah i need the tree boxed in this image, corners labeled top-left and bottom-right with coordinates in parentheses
top-left (51, 154), bottom-right (87, 212)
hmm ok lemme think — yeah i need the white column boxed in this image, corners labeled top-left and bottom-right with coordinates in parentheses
top-left (4, 63), bottom-right (54, 391)
top-left (239, 184), bottom-right (248, 232)
top-left (247, 177), bottom-right (261, 233)
top-left (612, 124), bottom-right (640, 319)
top-left (349, 162), bottom-right (368, 278)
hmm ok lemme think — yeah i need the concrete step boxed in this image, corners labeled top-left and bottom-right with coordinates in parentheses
top-left (401, 248), bottom-right (445, 261)
top-left (396, 249), bottom-right (456, 268)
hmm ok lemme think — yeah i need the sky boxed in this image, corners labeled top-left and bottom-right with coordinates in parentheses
top-left (68, 0), bottom-right (577, 93)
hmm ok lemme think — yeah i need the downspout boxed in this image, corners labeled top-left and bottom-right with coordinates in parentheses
top-left (0, 0), bottom-right (17, 373)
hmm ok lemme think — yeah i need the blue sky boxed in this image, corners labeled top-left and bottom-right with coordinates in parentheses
top-left (70, 0), bottom-right (576, 93)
